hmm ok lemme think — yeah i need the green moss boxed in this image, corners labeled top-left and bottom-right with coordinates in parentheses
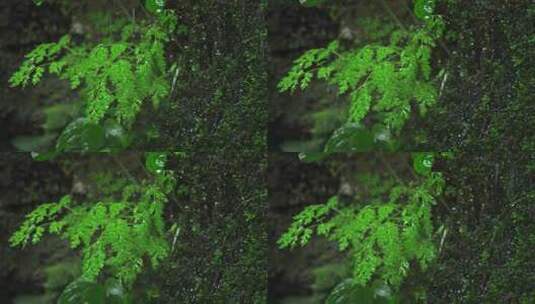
top-left (423, 2), bottom-right (534, 299)
top-left (143, 4), bottom-right (267, 301)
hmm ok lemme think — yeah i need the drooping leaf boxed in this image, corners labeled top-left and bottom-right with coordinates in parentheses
top-left (56, 118), bottom-right (106, 152)
top-left (103, 120), bottom-right (131, 151)
top-left (31, 150), bottom-right (59, 161)
top-left (56, 277), bottom-right (130, 303)
top-left (42, 103), bottom-right (78, 131)
top-left (298, 152), bottom-right (328, 163)
top-left (371, 123), bottom-right (400, 151)
top-left (57, 279), bottom-right (106, 304)
top-left (324, 124), bottom-right (374, 153)
top-left (105, 278), bottom-right (132, 304)
top-left (325, 279), bottom-right (398, 304)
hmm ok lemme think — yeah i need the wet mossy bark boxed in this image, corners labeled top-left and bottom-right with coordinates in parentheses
top-left (429, 0), bottom-right (534, 152)
top-left (423, 1), bottom-right (534, 302)
top-left (151, 1), bottom-right (267, 302)
top-left (153, 154), bottom-right (266, 303)
top-left (150, 0), bottom-right (267, 154)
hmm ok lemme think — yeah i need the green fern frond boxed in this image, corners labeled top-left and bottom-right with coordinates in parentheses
top-left (10, 158), bottom-right (177, 286)
top-left (279, 162), bottom-right (445, 288)
top-left (9, 11), bottom-right (177, 132)
top-left (278, 13), bottom-right (445, 139)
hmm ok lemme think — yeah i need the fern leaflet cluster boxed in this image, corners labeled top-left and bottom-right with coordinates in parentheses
top-left (278, 158), bottom-right (445, 288)
top-left (278, 15), bottom-right (445, 135)
top-left (9, 10), bottom-right (177, 128)
top-left (10, 154), bottom-right (177, 286)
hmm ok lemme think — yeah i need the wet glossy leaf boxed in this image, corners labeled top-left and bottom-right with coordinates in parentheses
top-left (145, 0), bottom-right (165, 14)
top-left (324, 124), bottom-right (374, 153)
top-left (414, 0), bottom-right (436, 20)
top-left (412, 152), bottom-right (434, 176)
top-left (326, 279), bottom-right (398, 304)
top-left (31, 150), bottom-right (59, 161)
top-left (371, 124), bottom-right (400, 152)
top-left (145, 152), bottom-right (167, 174)
top-left (42, 104), bottom-right (77, 131)
top-left (105, 278), bottom-right (132, 304)
top-left (372, 281), bottom-right (393, 299)
top-left (326, 279), bottom-right (374, 304)
top-left (103, 120), bottom-right (131, 151)
top-left (298, 152), bottom-right (328, 163)
top-left (56, 118), bottom-right (105, 152)
top-left (58, 279), bottom-right (106, 304)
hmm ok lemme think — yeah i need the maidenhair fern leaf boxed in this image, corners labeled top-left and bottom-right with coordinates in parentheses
top-left (10, 161), bottom-right (176, 286)
top-left (279, 159), bottom-right (445, 288)
top-left (349, 86), bottom-right (372, 123)
top-left (9, 195), bottom-right (72, 247)
top-left (9, 10), bottom-right (178, 137)
top-left (279, 10), bottom-right (445, 140)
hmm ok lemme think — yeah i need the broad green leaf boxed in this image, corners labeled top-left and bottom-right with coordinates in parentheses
top-left (103, 120), bottom-right (131, 151)
top-left (105, 278), bottom-right (131, 304)
top-left (42, 104), bottom-right (78, 131)
top-left (31, 150), bottom-right (59, 161)
top-left (58, 279), bottom-right (106, 304)
top-left (326, 279), bottom-right (398, 304)
top-left (324, 124), bottom-right (374, 153)
top-left (56, 118), bottom-right (106, 152)
top-left (325, 279), bottom-right (374, 304)
top-left (298, 152), bottom-right (328, 163)
top-left (43, 259), bottom-right (81, 290)
top-left (371, 124), bottom-right (400, 152)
